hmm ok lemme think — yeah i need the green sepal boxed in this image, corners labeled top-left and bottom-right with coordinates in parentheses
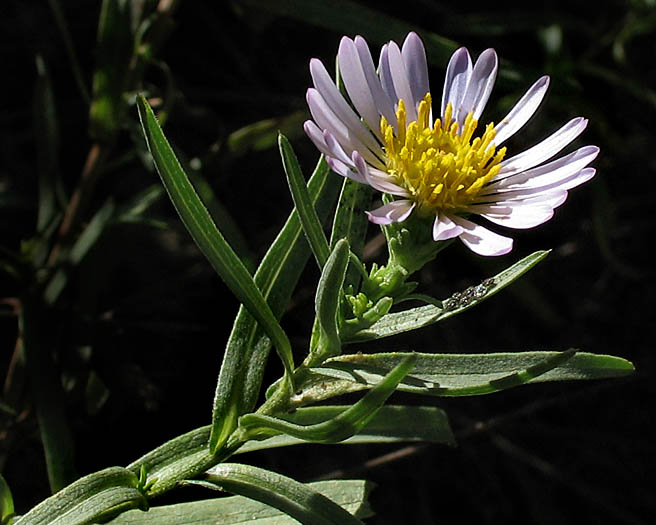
top-left (237, 354), bottom-right (417, 443)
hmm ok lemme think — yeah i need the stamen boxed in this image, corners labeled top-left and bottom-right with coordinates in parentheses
top-left (380, 93), bottom-right (506, 215)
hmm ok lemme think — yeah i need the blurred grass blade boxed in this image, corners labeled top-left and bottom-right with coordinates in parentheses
top-left (19, 294), bottom-right (77, 493)
top-left (347, 250), bottom-right (550, 343)
top-left (238, 355), bottom-right (416, 443)
top-left (34, 55), bottom-right (60, 234)
top-left (238, 0), bottom-right (458, 64)
top-left (14, 467), bottom-right (146, 525)
top-left (90, 0), bottom-right (134, 143)
top-left (47, 0), bottom-right (90, 103)
top-left (236, 405), bottom-right (454, 453)
top-left (137, 95), bottom-right (294, 380)
top-left (330, 179), bottom-right (372, 289)
top-left (280, 133), bottom-right (330, 268)
top-left (196, 464), bottom-right (366, 525)
top-left (1, 474), bottom-right (14, 524)
top-left (108, 480), bottom-right (373, 524)
top-left (210, 156), bottom-right (340, 453)
top-left (297, 351), bottom-right (634, 402)
top-left (44, 199), bottom-right (116, 305)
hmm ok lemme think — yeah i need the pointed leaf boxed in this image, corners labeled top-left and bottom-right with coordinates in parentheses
top-left (280, 133), bottom-right (330, 268)
top-left (107, 480), bottom-right (373, 524)
top-left (236, 405), bottom-right (455, 453)
top-left (14, 467), bottom-right (146, 525)
top-left (291, 350), bottom-right (635, 403)
top-left (347, 250), bottom-right (550, 343)
top-left (194, 464), bottom-right (366, 525)
top-left (137, 95), bottom-right (294, 379)
top-left (238, 355), bottom-right (417, 443)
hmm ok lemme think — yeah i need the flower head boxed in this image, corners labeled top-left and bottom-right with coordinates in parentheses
top-left (304, 33), bottom-right (597, 256)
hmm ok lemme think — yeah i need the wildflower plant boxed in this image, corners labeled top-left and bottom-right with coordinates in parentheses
top-left (1, 7), bottom-right (636, 524)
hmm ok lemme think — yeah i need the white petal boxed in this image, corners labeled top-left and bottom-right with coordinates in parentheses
top-left (441, 47), bottom-right (472, 119)
top-left (401, 32), bottom-right (430, 105)
top-left (498, 117), bottom-right (588, 176)
top-left (451, 215), bottom-right (513, 256)
top-left (486, 167), bottom-right (595, 201)
top-left (325, 156), bottom-right (365, 182)
top-left (352, 152), bottom-right (409, 197)
top-left (338, 38), bottom-right (384, 138)
top-left (378, 44), bottom-right (398, 104)
top-left (458, 48), bottom-right (498, 123)
top-left (310, 58), bottom-right (382, 154)
top-left (386, 41), bottom-right (418, 121)
top-left (354, 36), bottom-right (397, 130)
top-left (473, 203), bottom-right (555, 229)
top-left (493, 76), bottom-right (550, 145)
top-left (306, 88), bottom-right (385, 169)
top-left (433, 213), bottom-right (464, 241)
top-left (304, 121), bottom-right (354, 168)
top-left (366, 200), bottom-right (415, 225)
top-left (490, 145), bottom-right (598, 189)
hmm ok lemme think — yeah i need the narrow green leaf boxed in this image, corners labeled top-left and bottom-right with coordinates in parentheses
top-left (330, 178), bottom-right (372, 289)
top-left (280, 133), bottom-right (330, 268)
top-left (14, 467), bottom-right (145, 525)
top-left (347, 250), bottom-right (551, 343)
top-left (313, 239), bottom-right (350, 361)
top-left (126, 425), bottom-right (215, 498)
top-left (294, 351), bottom-right (634, 403)
top-left (195, 464), bottom-right (365, 525)
top-left (211, 155), bottom-right (340, 453)
top-left (236, 405), bottom-right (454, 453)
top-left (238, 355), bottom-right (417, 443)
top-left (107, 480), bottom-right (373, 524)
top-left (136, 95), bottom-right (294, 380)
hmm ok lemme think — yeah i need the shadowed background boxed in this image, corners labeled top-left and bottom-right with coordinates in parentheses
top-left (1, 0), bottom-right (654, 523)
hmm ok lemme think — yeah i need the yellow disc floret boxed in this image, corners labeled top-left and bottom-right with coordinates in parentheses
top-left (380, 93), bottom-right (507, 215)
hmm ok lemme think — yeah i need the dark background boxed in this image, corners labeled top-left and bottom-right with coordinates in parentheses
top-left (1, 1), bottom-right (654, 523)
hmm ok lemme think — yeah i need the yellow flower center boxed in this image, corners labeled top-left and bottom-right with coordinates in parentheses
top-left (380, 93), bottom-right (507, 215)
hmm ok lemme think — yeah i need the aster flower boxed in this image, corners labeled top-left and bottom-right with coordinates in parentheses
top-left (304, 33), bottom-right (597, 256)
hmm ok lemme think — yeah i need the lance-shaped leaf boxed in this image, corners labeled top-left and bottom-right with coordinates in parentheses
top-left (288, 350), bottom-right (634, 404)
top-left (347, 250), bottom-right (550, 343)
top-left (238, 354), bottom-right (417, 443)
top-left (137, 96), bottom-right (294, 379)
top-left (236, 405), bottom-right (454, 453)
top-left (107, 480), bottom-right (373, 524)
top-left (312, 238), bottom-right (351, 361)
top-left (280, 133), bottom-right (330, 268)
top-left (330, 178), bottom-right (372, 290)
top-left (14, 467), bottom-right (146, 525)
top-left (192, 464), bottom-right (366, 525)
top-left (210, 155), bottom-right (340, 453)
